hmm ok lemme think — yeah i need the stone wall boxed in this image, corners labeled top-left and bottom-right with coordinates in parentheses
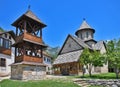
top-left (11, 64), bottom-right (46, 80)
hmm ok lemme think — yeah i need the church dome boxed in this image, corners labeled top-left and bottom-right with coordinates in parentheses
top-left (75, 19), bottom-right (95, 40)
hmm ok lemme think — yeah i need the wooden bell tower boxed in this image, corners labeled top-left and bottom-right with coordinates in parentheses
top-left (12, 10), bottom-right (47, 63)
top-left (11, 10), bottom-right (47, 80)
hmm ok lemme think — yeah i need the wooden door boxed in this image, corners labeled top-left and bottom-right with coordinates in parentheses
top-left (61, 64), bottom-right (69, 75)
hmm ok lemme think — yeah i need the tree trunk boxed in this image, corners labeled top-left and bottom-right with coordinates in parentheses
top-left (89, 64), bottom-right (92, 77)
top-left (82, 66), bottom-right (85, 77)
top-left (115, 67), bottom-right (119, 79)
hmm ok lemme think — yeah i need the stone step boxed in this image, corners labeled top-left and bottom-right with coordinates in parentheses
top-left (74, 80), bottom-right (90, 87)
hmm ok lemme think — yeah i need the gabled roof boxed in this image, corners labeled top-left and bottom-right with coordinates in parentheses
top-left (24, 10), bottom-right (43, 24)
top-left (53, 50), bottom-right (83, 65)
top-left (53, 35), bottom-right (106, 65)
top-left (71, 35), bottom-right (92, 49)
top-left (58, 34), bottom-right (92, 55)
top-left (12, 10), bottom-right (46, 27)
top-left (58, 34), bottom-right (92, 54)
top-left (93, 41), bottom-right (106, 50)
top-left (0, 30), bottom-right (16, 40)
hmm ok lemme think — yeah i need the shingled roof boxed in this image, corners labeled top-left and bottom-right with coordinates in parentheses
top-left (24, 10), bottom-right (44, 24)
top-left (0, 30), bottom-right (15, 40)
top-left (53, 50), bottom-right (83, 65)
top-left (75, 20), bottom-right (95, 35)
top-left (12, 10), bottom-right (46, 27)
top-left (79, 20), bottom-right (92, 29)
top-left (53, 35), bottom-right (106, 65)
top-left (93, 41), bottom-right (105, 50)
top-left (71, 35), bottom-right (92, 49)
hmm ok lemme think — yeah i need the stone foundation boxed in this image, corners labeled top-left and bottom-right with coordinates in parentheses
top-left (11, 64), bottom-right (46, 80)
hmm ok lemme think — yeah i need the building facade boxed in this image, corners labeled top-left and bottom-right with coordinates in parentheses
top-left (43, 52), bottom-right (52, 74)
top-left (11, 10), bottom-right (48, 80)
top-left (0, 31), bottom-right (15, 76)
top-left (53, 20), bottom-right (108, 75)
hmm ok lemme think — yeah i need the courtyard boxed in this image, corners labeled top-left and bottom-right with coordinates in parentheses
top-left (0, 73), bottom-right (120, 87)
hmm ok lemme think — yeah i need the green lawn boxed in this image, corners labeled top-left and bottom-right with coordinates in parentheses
top-left (0, 79), bottom-right (79, 87)
top-left (77, 73), bottom-right (120, 79)
top-left (0, 73), bottom-right (118, 87)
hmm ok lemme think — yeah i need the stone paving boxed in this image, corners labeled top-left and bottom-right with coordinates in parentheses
top-left (73, 79), bottom-right (120, 87)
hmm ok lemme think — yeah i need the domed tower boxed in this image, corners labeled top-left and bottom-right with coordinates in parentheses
top-left (75, 19), bottom-right (95, 41)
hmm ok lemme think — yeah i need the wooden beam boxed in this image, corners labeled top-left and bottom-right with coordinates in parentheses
top-left (40, 29), bottom-right (42, 38)
top-left (16, 27), bottom-right (18, 36)
top-left (24, 20), bottom-right (27, 33)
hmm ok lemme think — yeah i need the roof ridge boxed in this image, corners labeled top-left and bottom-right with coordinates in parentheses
top-left (71, 35), bottom-right (92, 49)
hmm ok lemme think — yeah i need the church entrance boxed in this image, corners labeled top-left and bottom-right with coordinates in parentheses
top-left (61, 64), bottom-right (69, 75)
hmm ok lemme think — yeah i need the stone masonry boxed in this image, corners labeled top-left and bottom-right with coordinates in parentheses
top-left (11, 65), bottom-right (46, 80)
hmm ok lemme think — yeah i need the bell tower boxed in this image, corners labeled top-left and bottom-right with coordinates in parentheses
top-left (75, 19), bottom-right (95, 41)
top-left (11, 10), bottom-right (47, 80)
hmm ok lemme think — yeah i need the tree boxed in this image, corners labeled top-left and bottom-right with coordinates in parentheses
top-left (80, 48), bottom-right (106, 77)
top-left (106, 39), bottom-right (120, 79)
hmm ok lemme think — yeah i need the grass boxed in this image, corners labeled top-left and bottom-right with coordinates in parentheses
top-left (76, 73), bottom-right (120, 79)
top-left (0, 73), bottom-right (119, 87)
top-left (0, 79), bottom-right (80, 87)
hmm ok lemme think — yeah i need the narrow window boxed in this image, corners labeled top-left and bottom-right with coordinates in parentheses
top-left (80, 34), bottom-right (82, 39)
top-left (0, 58), bottom-right (6, 67)
top-left (5, 34), bottom-right (7, 38)
top-left (44, 57), bottom-right (46, 61)
top-left (86, 32), bottom-right (89, 38)
top-left (9, 36), bottom-right (11, 40)
top-left (0, 37), bottom-right (3, 47)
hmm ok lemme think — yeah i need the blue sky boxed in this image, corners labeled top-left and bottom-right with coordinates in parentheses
top-left (0, 0), bottom-right (120, 47)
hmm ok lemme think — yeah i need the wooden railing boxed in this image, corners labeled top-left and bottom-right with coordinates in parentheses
top-left (15, 55), bottom-right (23, 63)
top-left (15, 55), bottom-right (43, 63)
top-left (0, 47), bottom-right (11, 55)
top-left (24, 32), bottom-right (42, 44)
top-left (15, 33), bottom-right (42, 44)
top-left (15, 34), bottom-right (24, 43)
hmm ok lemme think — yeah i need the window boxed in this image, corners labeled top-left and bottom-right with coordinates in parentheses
top-left (0, 37), bottom-right (11, 49)
top-left (44, 57), bottom-right (46, 61)
top-left (86, 32), bottom-right (89, 38)
top-left (0, 37), bottom-right (3, 46)
top-left (47, 58), bottom-right (51, 62)
top-left (80, 34), bottom-right (82, 39)
top-left (0, 58), bottom-right (6, 67)
top-left (9, 36), bottom-right (11, 40)
top-left (5, 34), bottom-right (7, 38)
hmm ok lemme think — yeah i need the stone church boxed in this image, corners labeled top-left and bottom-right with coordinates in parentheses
top-left (53, 20), bottom-right (108, 75)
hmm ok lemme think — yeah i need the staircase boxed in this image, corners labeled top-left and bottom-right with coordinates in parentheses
top-left (74, 79), bottom-right (90, 87)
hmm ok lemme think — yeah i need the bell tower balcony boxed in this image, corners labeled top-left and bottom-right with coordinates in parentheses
top-left (15, 32), bottom-right (42, 44)
top-left (15, 55), bottom-right (43, 63)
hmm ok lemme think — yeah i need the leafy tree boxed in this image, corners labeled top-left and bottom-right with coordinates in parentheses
top-left (80, 48), bottom-right (106, 77)
top-left (106, 39), bottom-right (120, 79)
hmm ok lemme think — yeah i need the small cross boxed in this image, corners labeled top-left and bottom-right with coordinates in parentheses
top-left (83, 18), bottom-right (86, 21)
top-left (28, 5), bottom-right (31, 10)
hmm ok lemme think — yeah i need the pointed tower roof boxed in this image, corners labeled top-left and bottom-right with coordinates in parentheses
top-left (79, 20), bottom-right (92, 29)
top-left (24, 10), bottom-right (43, 24)
top-left (75, 19), bottom-right (95, 36)
top-left (12, 10), bottom-right (46, 27)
